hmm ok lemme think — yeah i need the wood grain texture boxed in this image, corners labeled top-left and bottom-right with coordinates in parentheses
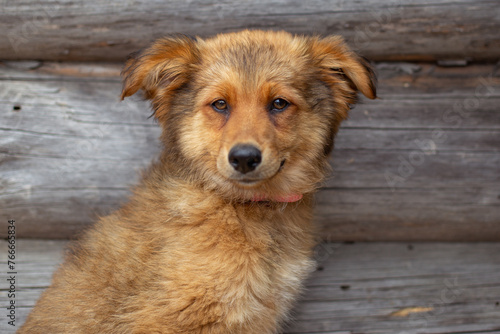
top-left (1, 240), bottom-right (499, 333)
top-left (0, 62), bottom-right (499, 240)
top-left (1, 0), bottom-right (500, 62)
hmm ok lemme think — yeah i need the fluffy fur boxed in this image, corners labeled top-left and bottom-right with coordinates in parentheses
top-left (20, 30), bottom-right (376, 334)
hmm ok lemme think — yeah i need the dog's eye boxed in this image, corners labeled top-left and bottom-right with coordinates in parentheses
top-left (212, 99), bottom-right (228, 113)
top-left (271, 98), bottom-right (289, 112)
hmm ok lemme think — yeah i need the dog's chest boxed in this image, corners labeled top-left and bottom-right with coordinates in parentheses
top-left (238, 213), bottom-right (314, 323)
top-left (208, 216), bottom-right (314, 326)
top-left (161, 203), bottom-right (315, 327)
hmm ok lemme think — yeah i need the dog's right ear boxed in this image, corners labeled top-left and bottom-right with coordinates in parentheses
top-left (120, 35), bottom-right (199, 100)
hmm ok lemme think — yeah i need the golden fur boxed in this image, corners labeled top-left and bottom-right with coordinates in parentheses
top-left (20, 30), bottom-right (376, 333)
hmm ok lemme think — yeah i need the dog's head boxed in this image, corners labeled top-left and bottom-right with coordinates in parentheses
top-left (121, 30), bottom-right (376, 202)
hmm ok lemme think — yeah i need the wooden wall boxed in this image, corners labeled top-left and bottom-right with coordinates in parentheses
top-left (1, 61), bottom-right (499, 240)
top-left (1, 0), bottom-right (499, 62)
top-left (1, 0), bottom-right (499, 240)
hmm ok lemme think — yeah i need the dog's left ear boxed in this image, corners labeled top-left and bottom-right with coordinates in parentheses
top-left (120, 35), bottom-right (199, 101)
top-left (310, 35), bottom-right (377, 100)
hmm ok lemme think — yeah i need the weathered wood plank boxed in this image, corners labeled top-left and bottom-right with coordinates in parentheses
top-left (1, 1), bottom-right (500, 62)
top-left (289, 242), bottom-right (500, 333)
top-left (1, 240), bottom-right (499, 333)
top-left (1, 62), bottom-right (499, 240)
top-left (316, 188), bottom-right (500, 241)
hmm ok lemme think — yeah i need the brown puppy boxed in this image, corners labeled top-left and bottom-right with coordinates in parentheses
top-left (20, 30), bottom-right (376, 333)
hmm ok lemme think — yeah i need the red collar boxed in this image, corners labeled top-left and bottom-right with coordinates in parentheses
top-left (251, 193), bottom-right (303, 203)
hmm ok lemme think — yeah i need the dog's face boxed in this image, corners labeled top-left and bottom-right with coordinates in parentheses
top-left (121, 30), bottom-right (376, 202)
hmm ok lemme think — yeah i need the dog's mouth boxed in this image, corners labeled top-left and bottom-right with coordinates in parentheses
top-left (220, 158), bottom-right (304, 203)
top-left (230, 159), bottom-right (286, 187)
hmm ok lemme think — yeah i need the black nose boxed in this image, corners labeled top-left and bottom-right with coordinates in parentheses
top-left (228, 144), bottom-right (262, 174)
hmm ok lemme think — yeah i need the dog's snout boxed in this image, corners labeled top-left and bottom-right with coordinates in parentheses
top-left (228, 145), bottom-right (262, 174)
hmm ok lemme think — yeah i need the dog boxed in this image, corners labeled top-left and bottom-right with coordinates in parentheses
top-left (19, 30), bottom-right (376, 333)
